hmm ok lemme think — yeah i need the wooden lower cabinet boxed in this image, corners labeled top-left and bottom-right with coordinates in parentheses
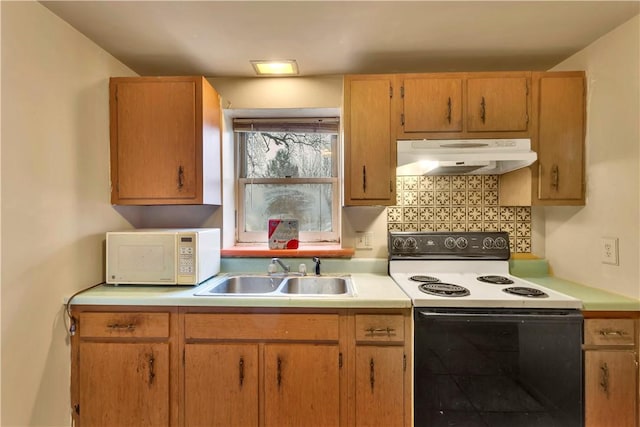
top-left (71, 306), bottom-right (411, 427)
top-left (583, 314), bottom-right (639, 427)
top-left (70, 308), bottom-right (179, 427)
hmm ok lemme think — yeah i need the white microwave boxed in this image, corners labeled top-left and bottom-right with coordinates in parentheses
top-left (106, 228), bottom-right (220, 285)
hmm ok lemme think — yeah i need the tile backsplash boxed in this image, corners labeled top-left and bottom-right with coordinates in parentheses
top-left (387, 175), bottom-right (531, 253)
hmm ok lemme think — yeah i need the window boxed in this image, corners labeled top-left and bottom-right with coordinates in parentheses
top-left (235, 117), bottom-right (340, 244)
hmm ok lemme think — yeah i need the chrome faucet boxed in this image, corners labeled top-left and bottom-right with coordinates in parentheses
top-left (312, 257), bottom-right (321, 276)
top-left (269, 258), bottom-right (290, 275)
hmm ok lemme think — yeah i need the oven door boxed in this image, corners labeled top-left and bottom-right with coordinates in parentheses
top-left (414, 308), bottom-right (583, 427)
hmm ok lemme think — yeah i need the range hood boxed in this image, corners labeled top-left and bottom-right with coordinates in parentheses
top-left (396, 138), bottom-right (537, 176)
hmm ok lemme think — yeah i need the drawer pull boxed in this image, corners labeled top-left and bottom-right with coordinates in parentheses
top-left (107, 323), bottom-right (136, 331)
top-left (277, 357), bottom-right (283, 389)
top-left (239, 357), bottom-right (245, 387)
top-left (366, 327), bottom-right (396, 337)
top-left (598, 329), bottom-right (626, 337)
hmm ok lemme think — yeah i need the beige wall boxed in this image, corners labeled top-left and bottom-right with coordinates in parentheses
top-left (1, 2), bottom-right (137, 425)
top-left (545, 15), bottom-right (640, 299)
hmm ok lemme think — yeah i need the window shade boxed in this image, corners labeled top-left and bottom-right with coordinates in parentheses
top-left (233, 117), bottom-right (339, 133)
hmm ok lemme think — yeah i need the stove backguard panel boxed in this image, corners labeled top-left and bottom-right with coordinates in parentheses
top-left (388, 175), bottom-right (531, 253)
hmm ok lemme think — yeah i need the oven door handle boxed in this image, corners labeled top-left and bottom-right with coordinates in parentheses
top-left (416, 310), bottom-right (583, 322)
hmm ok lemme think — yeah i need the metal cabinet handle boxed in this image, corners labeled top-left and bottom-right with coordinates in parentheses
top-left (107, 323), bottom-right (135, 331)
top-left (480, 96), bottom-right (486, 123)
top-left (148, 354), bottom-right (155, 385)
top-left (362, 165), bottom-right (367, 193)
top-left (365, 327), bottom-right (396, 337)
top-left (178, 165), bottom-right (185, 189)
top-left (599, 362), bottom-right (609, 396)
top-left (599, 329), bottom-right (625, 337)
top-left (551, 164), bottom-right (559, 189)
top-left (277, 357), bottom-right (282, 388)
top-left (369, 358), bottom-right (375, 391)
top-left (446, 97), bottom-right (452, 124)
top-left (239, 357), bottom-right (245, 387)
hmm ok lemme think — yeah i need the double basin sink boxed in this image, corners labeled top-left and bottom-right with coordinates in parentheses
top-left (195, 274), bottom-right (354, 297)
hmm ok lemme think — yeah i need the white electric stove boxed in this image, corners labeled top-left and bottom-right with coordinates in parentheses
top-left (388, 231), bottom-right (581, 309)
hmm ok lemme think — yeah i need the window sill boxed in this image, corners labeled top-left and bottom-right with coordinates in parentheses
top-left (221, 245), bottom-right (355, 258)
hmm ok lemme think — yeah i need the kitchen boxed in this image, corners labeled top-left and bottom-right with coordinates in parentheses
top-left (2, 1), bottom-right (639, 426)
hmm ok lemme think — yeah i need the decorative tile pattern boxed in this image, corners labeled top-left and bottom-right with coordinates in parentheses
top-left (388, 175), bottom-right (532, 253)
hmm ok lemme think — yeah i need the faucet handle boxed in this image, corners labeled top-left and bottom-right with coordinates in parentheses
top-left (312, 257), bottom-right (321, 275)
top-left (268, 263), bottom-right (277, 274)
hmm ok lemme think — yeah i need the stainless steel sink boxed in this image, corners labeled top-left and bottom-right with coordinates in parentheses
top-left (201, 275), bottom-right (284, 295)
top-left (194, 274), bottom-right (354, 297)
top-left (281, 277), bottom-right (349, 295)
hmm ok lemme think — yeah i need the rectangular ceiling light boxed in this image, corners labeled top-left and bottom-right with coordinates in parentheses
top-left (250, 60), bottom-right (299, 76)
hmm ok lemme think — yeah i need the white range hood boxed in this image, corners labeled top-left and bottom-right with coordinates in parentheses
top-left (396, 138), bottom-right (537, 176)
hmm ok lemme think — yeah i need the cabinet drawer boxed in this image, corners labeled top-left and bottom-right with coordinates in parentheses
top-left (355, 314), bottom-right (404, 343)
top-left (79, 312), bottom-right (170, 338)
top-left (585, 319), bottom-right (636, 347)
top-left (185, 313), bottom-right (340, 341)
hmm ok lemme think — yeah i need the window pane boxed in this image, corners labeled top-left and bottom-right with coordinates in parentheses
top-left (242, 132), bottom-right (335, 178)
top-left (244, 183), bottom-right (334, 232)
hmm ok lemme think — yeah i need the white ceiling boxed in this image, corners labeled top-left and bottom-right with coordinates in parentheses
top-left (41, 1), bottom-right (640, 77)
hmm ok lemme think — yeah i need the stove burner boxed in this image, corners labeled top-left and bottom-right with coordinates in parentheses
top-left (409, 275), bottom-right (440, 283)
top-left (419, 283), bottom-right (470, 297)
top-left (477, 275), bottom-right (514, 285)
top-left (502, 287), bottom-right (549, 298)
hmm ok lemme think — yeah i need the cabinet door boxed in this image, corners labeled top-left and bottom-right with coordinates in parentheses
top-left (112, 79), bottom-right (197, 201)
top-left (78, 342), bottom-right (170, 427)
top-left (467, 77), bottom-right (529, 132)
top-left (184, 343), bottom-right (259, 427)
top-left (264, 343), bottom-right (340, 427)
top-left (585, 350), bottom-right (639, 427)
top-left (402, 77), bottom-right (463, 133)
top-left (354, 346), bottom-right (405, 427)
top-left (537, 75), bottom-right (585, 201)
top-left (344, 76), bottom-right (395, 205)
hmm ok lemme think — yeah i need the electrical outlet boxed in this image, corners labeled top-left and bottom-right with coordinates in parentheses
top-left (355, 232), bottom-right (373, 250)
top-left (601, 237), bottom-right (619, 265)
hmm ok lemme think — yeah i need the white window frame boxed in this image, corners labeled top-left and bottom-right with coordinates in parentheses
top-left (235, 118), bottom-right (340, 245)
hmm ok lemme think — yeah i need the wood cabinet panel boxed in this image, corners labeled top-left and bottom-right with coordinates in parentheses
top-left (343, 75), bottom-right (396, 205)
top-left (467, 77), bottom-right (529, 132)
top-left (184, 343), bottom-right (259, 427)
top-left (355, 314), bottom-right (405, 343)
top-left (537, 74), bottom-right (585, 201)
top-left (585, 318), bottom-right (636, 347)
top-left (402, 77), bottom-right (463, 132)
top-left (79, 312), bottom-right (170, 338)
top-left (585, 350), bottom-right (639, 427)
top-left (264, 343), bottom-right (341, 427)
top-left (185, 313), bottom-right (340, 341)
top-left (354, 345), bottom-right (405, 427)
top-left (78, 342), bottom-right (170, 427)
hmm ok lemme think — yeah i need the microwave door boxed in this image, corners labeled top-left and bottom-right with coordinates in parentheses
top-left (107, 234), bottom-right (176, 285)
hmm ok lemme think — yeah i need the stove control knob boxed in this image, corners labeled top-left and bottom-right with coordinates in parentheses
top-left (456, 237), bottom-right (468, 249)
top-left (495, 237), bottom-right (508, 249)
top-left (483, 237), bottom-right (494, 249)
top-left (393, 238), bottom-right (405, 249)
top-left (444, 237), bottom-right (456, 249)
top-left (405, 237), bottom-right (418, 250)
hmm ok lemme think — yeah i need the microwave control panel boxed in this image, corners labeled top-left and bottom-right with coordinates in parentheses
top-left (177, 235), bottom-right (196, 280)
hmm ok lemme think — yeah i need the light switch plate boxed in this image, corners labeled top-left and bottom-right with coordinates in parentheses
top-left (601, 237), bottom-right (619, 265)
top-left (355, 232), bottom-right (373, 250)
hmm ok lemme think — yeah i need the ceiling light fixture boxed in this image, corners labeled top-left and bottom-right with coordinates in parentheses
top-left (250, 60), bottom-right (299, 76)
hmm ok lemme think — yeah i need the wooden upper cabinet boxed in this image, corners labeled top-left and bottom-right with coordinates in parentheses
top-left (401, 77), bottom-right (463, 133)
top-left (499, 71), bottom-right (586, 206)
top-left (343, 75), bottom-right (396, 206)
top-left (466, 76), bottom-right (529, 132)
top-left (536, 72), bottom-right (585, 202)
top-left (397, 72), bottom-right (531, 139)
top-left (109, 76), bottom-right (221, 205)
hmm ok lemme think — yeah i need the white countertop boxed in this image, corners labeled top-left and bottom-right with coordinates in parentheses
top-left (68, 273), bottom-right (412, 309)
